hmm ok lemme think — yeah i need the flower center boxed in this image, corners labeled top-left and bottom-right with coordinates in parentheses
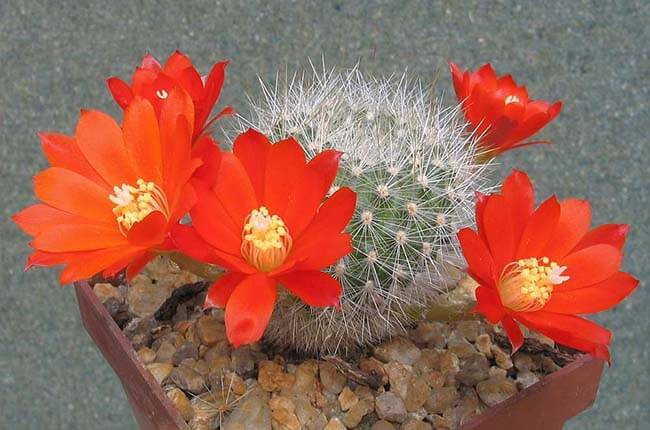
top-left (241, 206), bottom-right (293, 272)
top-left (109, 179), bottom-right (170, 235)
top-left (498, 257), bottom-right (569, 312)
top-left (505, 95), bottom-right (520, 105)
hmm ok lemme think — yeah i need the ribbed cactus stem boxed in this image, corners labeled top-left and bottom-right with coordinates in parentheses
top-left (236, 65), bottom-right (492, 354)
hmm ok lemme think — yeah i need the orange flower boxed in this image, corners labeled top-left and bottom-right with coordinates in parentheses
top-left (171, 129), bottom-right (356, 347)
top-left (107, 50), bottom-right (232, 140)
top-left (458, 170), bottom-right (637, 361)
top-left (13, 89), bottom-right (201, 284)
top-left (449, 62), bottom-right (562, 157)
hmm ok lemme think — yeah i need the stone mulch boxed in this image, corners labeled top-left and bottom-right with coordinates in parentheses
top-left (92, 257), bottom-right (576, 430)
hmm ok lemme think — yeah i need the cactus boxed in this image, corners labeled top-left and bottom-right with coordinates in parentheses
top-left (235, 65), bottom-right (492, 355)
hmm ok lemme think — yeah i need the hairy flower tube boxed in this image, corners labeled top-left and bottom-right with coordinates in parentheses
top-left (449, 62), bottom-right (562, 158)
top-left (458, 170), bottom-right (638, 361)
top-left (13, 89), bottom-right (201, 283)
top-left (107, 50), bottom-right (232, 140)
top-left (172, 129), bottom-right (356, 347)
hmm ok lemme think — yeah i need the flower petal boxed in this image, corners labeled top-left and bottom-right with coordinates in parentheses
top-left (123, 97), bottom-right (162, 184)
top-left (162, 51), bottom-right (194, 78)
top-left (140, 53), bottom-right (162, 71)
top-left (33, 167), bottom-right (115, 224)
top-left (225, 274), bottom-right (277, 347)
top-left (13, 204), bottom-right (93, 237)
top-left (448, 61), bottom-right (467, 101)
top-left (171, 224), bottom-right (253, 273)
top-left (292, 233), bottom-right (352, 271)
top-left (196, 60), bottom-right (228, 134)
top-left (472, 285), bottom-right (505, 323)
top-left (502, 170), bottom-right (534, 241)
top-left (507, 101), bottom-right (562, 144)
top-left (263, 137), bottom-right (306, 216)
top-left (39, 132), bottom-right (108, 187)
top-left (277, 270), bottom-right (342, 308)
top-left (169, 181), bottom-right (198, 223)
top-left (543, 271), bottom-right (639, 314)
top-left (125, 251), bottom-right (155, 281)
top-left (191, 136), bottom-right (222, 188)
top-left (516, 195), bottom-right (561, 259)
top-left (106, 77), bottom-right (134, 109)
top-left (31, 224), bottom-right (125, 252)
top-left (295, 187), bottom-right (356, 243)
top-left (159, 88), bottom-right (194, 192)
top-left (126, 211), bottom-right (168, 246)
top-left (474, 191), bottom-right (489, 242)
top-left (232, 129), bottom-right (272, 201)
top-left (515, 312), bottom-right (611, 361)
top-left (75, 109), bottom-right (136, 186)
top-left (213, 152), bottom-right (258, 232)
top-left (483, 194), bottom-right (516, 271)
top-left (170, 224), bottom-right (222, 266)
top-left (190, 180), bottom-right (242, 256)
top-left (572, 224), bottom-right (630, 252)
top-left (26, 250), bottom-right (80, 270)
top-left (543, 198), bottom-right (591, 260)
top-left (560, 244), bottom-right (623, 289)
top-left (164, 54), bottom-right (203, 102)
top-left (205, 272), bottom-right (246, 309)
top-left (59, 246), bottom-right (143, 284)
top-left (458, 228), bottom-right (496, 286)
top-left (502, 316), bottom-right (524, 353)
top-left (283, 149), bottom-right (342, 238)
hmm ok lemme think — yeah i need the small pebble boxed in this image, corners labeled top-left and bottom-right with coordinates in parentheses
top-left (137, 346), bottom-right (156, 364)
top-left (476, 376), bottom-right (518, 407)
top-left (338, 386), bottom-right (359, 411)
top-left (376, 391), bottom-right (408, 423)
top-left (374, 337), bottom-right (422, 365)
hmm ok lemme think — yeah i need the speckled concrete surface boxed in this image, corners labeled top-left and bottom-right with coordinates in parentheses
top-left (0, 1), bottom-right (647, 428)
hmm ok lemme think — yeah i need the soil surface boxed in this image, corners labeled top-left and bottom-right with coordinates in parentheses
top-left (94, 258), bottom-right (578, 429)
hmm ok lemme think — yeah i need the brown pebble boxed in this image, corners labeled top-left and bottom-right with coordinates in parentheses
top-left (372, 420), bottom-right (396, 430)
top-left (137, 347), bottom-right (156, 364)
top-left (258, 360), bottom-right (295, 392)
top-left (166, 387), bottom-right (194, 421)
top-left (196, 315), bottom-right (226, 346)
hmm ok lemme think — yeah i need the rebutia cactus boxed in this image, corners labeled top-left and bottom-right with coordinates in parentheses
top-left (235, 65), bottom-right (492, 354)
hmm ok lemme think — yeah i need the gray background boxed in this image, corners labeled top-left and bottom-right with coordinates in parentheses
top-left (1, 1), bottom-right (647, 428)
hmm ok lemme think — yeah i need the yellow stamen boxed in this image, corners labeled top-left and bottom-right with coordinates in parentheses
top-left (240, 206), bottom-right (293, 272)
top-left (109, 179), bottom-right (169, 235)
top-left (498, 257), bottom-right (569, 312)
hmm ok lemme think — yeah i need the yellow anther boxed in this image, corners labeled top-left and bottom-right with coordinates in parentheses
top-left (498, 257), bottom-right (569, 313)
top-left (241, 206), bottom-right (293, 272)
top-left (109, 179), bottom-right (169, 235)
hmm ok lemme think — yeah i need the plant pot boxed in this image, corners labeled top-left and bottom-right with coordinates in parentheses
top-left (74, 281), bottom-right (604, 430)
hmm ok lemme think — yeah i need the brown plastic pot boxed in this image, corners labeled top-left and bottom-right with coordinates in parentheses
top-left (74, 281), bottom-right (605, 430)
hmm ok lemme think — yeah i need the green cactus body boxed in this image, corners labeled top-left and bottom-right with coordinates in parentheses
top-left (237, 67), bottom-right (492, 354)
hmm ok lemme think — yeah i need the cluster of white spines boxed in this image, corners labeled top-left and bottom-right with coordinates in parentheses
top-left (237, 65), bottom-right (491, 354)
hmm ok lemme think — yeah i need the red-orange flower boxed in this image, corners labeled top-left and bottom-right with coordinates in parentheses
top-left (13, 89), bottom-right (201, 284)
top-left (458, 170), bottom-right (637, 361)
top-left (449, 62), bottom-right (562, 157)
top-left (107, 50), bottom-right (232, 140)
top-left (172, 129), bottom-right (356, 347)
